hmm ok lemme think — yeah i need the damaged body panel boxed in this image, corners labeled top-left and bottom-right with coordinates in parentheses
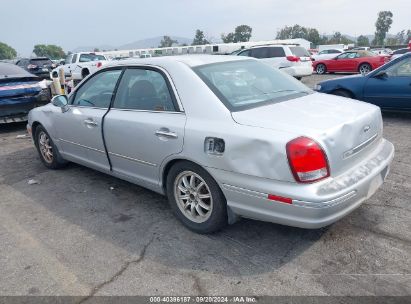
top-left (28, 55), bottom-right (394, 231)
top-left (0, 63), bottom-right (50, 123)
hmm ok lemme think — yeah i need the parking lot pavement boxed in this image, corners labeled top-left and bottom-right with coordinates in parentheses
top-left (0, 75), bottom-right (410, 297)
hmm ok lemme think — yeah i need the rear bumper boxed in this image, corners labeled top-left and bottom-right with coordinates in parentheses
top-left (281, 64), bottom-right (313, 77)
top-left (208, 138), bottom-right (394, 229)
top-left (0, 90), bottom-right (50, 123)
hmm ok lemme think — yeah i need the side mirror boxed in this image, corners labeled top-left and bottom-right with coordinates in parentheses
top-left (51, 95), bottom-right (69, 112)
top-left (373, 70), bottom-right (388, 79)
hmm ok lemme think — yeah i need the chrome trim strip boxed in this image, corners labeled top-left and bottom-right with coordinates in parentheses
top-left (58, 138), bottom-right (106, 154)
top-left (108, 152), bottom-right (157, 167)
top-left (222, 184), bottom-right (357, 209)
top-left (343, 133), bottom-right (378, 159)
top-left (293, 191), bottom-right (357, 209)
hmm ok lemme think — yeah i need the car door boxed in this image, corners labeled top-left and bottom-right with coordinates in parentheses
top-left (53, 68), bottom-right (123, 172)
top-left (104, 67), bottom-right (186, 191)
top-left (363, 56), bottom-right (411, 110)
top-left (331, 52), bottom-right (353, 72)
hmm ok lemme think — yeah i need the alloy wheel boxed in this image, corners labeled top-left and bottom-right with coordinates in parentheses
top-left (174, 171), bottom-right (213, 223)
top-left (38, 131), bottom-right (53, 164)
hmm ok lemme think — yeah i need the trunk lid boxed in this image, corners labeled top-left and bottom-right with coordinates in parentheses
top-left (231, 92), bottom-right (383, 178)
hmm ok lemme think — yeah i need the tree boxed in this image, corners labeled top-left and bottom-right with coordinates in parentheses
top-left (159, 36), bottom-right (177, 48)
top-left (357, 35), bottom-right (370, 47)
top-left (221, 25), bottom-right (252, 43)
top-left (0, 42), bottom-right (17, 60)
top-left (327, 32), bottom-right (354, 44)
top-left (192, 29), bottom-right (209, 45)
top-left (33, 44), bottom-right (65, 59)
top-left (221, 32), bottom-right (235, 43)
top-left (373, 11), bottom-right (393, 46)
top-left (276, 24), bottom-right (326, 46)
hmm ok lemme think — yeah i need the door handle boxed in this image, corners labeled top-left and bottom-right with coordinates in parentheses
top-left (155, 128), bottom-right (178, 139)
top-left (84, 119), bottom-right (98, 127)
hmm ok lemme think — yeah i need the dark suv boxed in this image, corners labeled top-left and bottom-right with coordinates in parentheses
top-left (16, 57), bottom-right (56, 79)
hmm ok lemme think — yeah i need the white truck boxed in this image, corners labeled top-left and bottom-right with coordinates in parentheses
top-left (51, 52), bottom-right (109, 81)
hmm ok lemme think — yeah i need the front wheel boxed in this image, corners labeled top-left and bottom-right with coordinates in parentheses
top-left (34, 125), bottom-right (67, 169)
top-left (166, 161), bottom-right (227, 233)
top-left (359, 63), bottom-right (372, 75)
top-left (316, 64), bottom-right (327, 75)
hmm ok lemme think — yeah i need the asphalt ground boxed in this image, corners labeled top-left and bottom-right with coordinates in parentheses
top-left (0, 74), bottom-right (410, 299)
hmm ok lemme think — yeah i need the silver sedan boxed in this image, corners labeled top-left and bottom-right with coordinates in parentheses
top-left (27, 55), bottom-right (394, 233)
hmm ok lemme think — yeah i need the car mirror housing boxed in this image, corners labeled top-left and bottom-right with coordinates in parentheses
top-left (51, 95), bottom-right (69, 112)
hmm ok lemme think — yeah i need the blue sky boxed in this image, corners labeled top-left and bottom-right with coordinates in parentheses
top-left (1, 0), bottom-right (410, 56)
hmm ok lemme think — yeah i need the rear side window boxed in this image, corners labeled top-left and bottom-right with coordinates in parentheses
top-left (267, 47), bottom-right (285, 57)
top-left (290, 47), bottom-right (310, 57)
top-left (113, 68), bottom-right (176, 112)
top-left (250, 48), bottom-right (269, 59)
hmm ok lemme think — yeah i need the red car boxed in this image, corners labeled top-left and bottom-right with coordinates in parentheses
top-left (313, 50), bottom-right (389, 75)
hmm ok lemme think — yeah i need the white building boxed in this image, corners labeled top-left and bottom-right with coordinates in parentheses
top-left (100, 38), bottom-right (312, 59)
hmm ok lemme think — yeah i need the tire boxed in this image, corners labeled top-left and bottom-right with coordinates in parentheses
top-left (166, 161), bottom-right (228, 233)
top-left (332, 89), bottom-right (353, 98)
top-left (316, 64), bottom-right (327, 75)
top-left (82, 69), bottom-right (90, 79)
top-left (34, 125), bottom-right (67, 169)
top-left (358, 63), bottom-right (372, 75)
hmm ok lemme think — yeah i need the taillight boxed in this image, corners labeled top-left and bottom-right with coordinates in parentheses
top-left (96, 62), bottom-right (102, 68)
top-left (286, 55), bottom-right (300, 62)
top-left (286, 137), bottom-right (330, 183)
top-left (27, 64), bottom-right (37, 69)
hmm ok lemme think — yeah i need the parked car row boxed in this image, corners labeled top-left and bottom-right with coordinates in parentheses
top-left (315, 52), bottom-right (411, 111)
top-left (235, 44), bottom-right (313, 79)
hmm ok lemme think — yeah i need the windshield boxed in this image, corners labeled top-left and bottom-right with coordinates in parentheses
top-left (193, 60), bottom-right (312, 111)
top-left (79, 54), bottom-right (106, 62)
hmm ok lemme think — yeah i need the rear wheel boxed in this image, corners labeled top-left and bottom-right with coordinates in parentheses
top-left (166, 161), bottom-right (227, 233)
top-left (359, 63), bottom-right (372, 75)
top-left (34, 125), bottom-right (67, 169)
top-left (81, 69), bottom-right (90, 79)
top-left (316, 64), bottom-right (327, 75)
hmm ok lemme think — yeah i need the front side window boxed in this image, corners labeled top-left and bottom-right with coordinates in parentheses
top-left (336, 53), bottom-right (348, 59)
top-left (72, 69), bottom-right (122, 108)
top-left (194, 60), bottom-right (312, 111)
top-left (113, 68), bottom-right (176, 111)
top-left (72, 54), bottom-right (78, 63)
top-left (386, 57), bottom-right (411, 77)
top-left (238, 50), bottom-right (250, 57)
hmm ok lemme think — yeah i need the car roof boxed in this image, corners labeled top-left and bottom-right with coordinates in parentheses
top-left (104, 55), bottom-right (252, 68)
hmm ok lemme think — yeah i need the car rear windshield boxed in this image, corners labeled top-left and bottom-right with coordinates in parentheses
top-left (30, 58), bottom-right (52, 65)
top-left (79, 54), bottom-right (106, 62)
top-left (0, 63), bottom-right (33, 79)
top-left (193, 60), bottom-right (312, 111)
top-left (290, 47), bottom-right (310, 57)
